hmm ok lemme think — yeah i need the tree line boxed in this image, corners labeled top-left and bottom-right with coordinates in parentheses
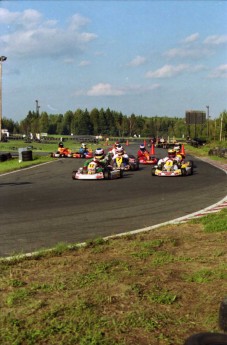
top-left (2, 107), bottom-right (227, 140)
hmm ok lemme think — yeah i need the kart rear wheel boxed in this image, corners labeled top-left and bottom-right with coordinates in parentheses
top-left (129, 163), bottom-right (135, 171)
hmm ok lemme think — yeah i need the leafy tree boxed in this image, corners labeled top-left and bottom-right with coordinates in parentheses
top-left (63, 110), bottom-right (74, 135)
top-left (90, 108), bottom-right (100, 135)
top-left (39, 112), bottom-right (49, 133)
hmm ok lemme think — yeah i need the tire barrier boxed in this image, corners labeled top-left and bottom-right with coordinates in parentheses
top-left (184, 333), bottom-right (227, 345)
top-left (0, 153), bottom-right (12, 162)
top-left (219, 297), bottom-right (227, 332)
top-left (21, 150), bottom-right (33, 162)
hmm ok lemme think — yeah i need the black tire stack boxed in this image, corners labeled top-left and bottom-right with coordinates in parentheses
top-left (21, 150), bottom-right (33, 162)
top-left (0, 153), bottom-right (12, 162)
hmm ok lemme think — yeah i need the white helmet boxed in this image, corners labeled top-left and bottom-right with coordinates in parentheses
top-left (116, 145), bottom-right (124, 155)
top-left (94, 148), bottom-right (104, 161)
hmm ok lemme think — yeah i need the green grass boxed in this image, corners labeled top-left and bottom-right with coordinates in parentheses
top-left (0, 155), bottom-right (54, 173)
top-left (0, 139), bottom-right (97, 153)
top-left (190, 208), bottom-right (227, 233)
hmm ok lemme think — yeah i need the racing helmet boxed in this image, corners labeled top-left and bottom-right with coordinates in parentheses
top-left (114, 141), bottom-right (120, 148)
top-left (168, 149), bottom-right (176, 159)
top-left (94, 148), bottom-right (104, 161)
top-left (140, 144), bottom-right (146, 151)
top-left (81, 143), bottom-right (87, 149)
top-left (174, 145), bottom-right (180, 152)
top-left (116, 145), bottom-right (124, 156)
top-left (58, 142), bottom-right (64, 148)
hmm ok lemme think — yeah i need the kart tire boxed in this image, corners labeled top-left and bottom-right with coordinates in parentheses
top-left (104, 170), bottom-right (111, 180)
top-left (181, 168), bottom-right (187, 176)
top-left (183, 332), bottom-right (227, 345)
top-left (129, 163), bottom-right (135, 171)
top-left (151, 167), bottom-right (156, 176)
top-left (188, 160), bottom-right (193, 168)
top-left (0, 154), bottom-right (7, 162)
top-left (72, 171), bottom-right (77, 180)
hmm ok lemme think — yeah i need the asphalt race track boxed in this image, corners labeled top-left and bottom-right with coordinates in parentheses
top-left (0, 145), bottom-right (226, 257)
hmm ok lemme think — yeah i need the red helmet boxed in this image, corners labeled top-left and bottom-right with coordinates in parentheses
top-left (114, 141), bottom-right (120, 148)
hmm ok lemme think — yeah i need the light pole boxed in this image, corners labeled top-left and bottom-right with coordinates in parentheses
top-left (206, 105), bottom-right (210, 138)
top-left (35, 99), bottom-right (40, 115)
top-left (0, 55), bottom-right (7, 142)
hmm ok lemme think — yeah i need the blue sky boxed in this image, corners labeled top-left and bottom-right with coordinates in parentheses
top-left (0, 0), bottom-right (227, 122)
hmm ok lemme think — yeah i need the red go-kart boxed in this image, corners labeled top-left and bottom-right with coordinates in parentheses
top-left (138, 152), bottom-right (158, 165)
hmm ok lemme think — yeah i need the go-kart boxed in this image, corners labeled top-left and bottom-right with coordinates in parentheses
top-left (138, 154), bottom-right (158, 165)
top-left (51, 148), bottom-right (72, 158)
top-left (113, 155), bottom-right (139, 171)
top-left (72, 160), bottom-right (123, 180)
top-left (151, 159), bottom-right (193, 177)
top-left (128, 154), bottom-right (140, 170)
top-left (72, 150), bottom-right (93, 159)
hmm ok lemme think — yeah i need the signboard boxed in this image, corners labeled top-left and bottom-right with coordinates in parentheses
top-left (185, 111), bottom-right (206, 125)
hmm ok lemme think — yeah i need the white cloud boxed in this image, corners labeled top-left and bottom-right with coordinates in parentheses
top-left (164, 47), bottom-right (212, 59)
top-left (127, 55), bottom-right (147, 67)
top-left (208, 64), bottom-right (227, 78)
top-left (87, 83), bottom-right (125, 96)
top-left (77, 83), bottom-right (160, 96)
top-left (0, 9), bottom-right (97, 58)
top-left (204, 35), bottom-right (227, 45)
top-left (145, 64), bottom-right (189, 78)
top-left (79, 60), bottom-right (91, 66)
top-left (182, 33), bottom-right (199, 44)
top-left (68, 13), bottom-right (90, 30)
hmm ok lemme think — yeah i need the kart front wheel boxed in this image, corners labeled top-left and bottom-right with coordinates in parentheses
top-left (72, 171), bottom-right (77, 180)
top-left (181, 168), bottom-right (187, 176)
top-left (151, 168), bottom-right (156, 176)
top-left (104, 170), bottom-right (111, 180)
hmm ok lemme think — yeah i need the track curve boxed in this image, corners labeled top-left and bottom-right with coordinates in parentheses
top-left (0, 145), bottom-right (226, 257)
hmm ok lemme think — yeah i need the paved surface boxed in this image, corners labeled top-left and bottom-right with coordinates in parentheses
top-left (0, 147), bottom-right (226, 257)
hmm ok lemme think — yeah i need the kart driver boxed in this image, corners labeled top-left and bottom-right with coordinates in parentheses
top-left (157, 149), bottom-right (181, 170)
top-left (83, 148), bottom-right (108, 172)
top-left (78, 143), bottom-right (89, 157)
top-left (112, 145), bottom-right (129, 162)
top-left (137, 144), bottom-right (149, 160)
top-left (112, 145), bottom-right (130, 169)
top-left (109, 141), bottom-right (120, 156)
top-left (57, 141), bottom-right (71, 155)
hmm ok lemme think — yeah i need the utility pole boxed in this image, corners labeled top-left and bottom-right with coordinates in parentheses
top-left (0, 55), bottom-right (7, 142)
top-left (206, 105), bottom-right (210, 139)
top-left (220, 113), bottom-right (223, 141)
